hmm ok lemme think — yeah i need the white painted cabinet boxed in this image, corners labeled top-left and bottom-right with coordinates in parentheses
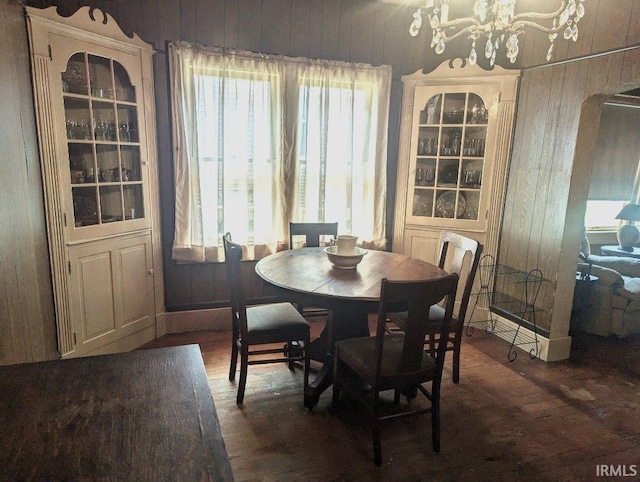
top-left (393, 62), bottom-right (520, 264)
top-left (26, 7), bottom-right (164, 357)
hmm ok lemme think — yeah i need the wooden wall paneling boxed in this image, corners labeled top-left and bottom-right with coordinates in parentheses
top-left (141, 0), bottom-right (160, 49)
top-left (289, 0), bottom-right (311, 58)
top-left (320, 0), bottom-right (341, 60)
top-left (348, 1), bottom-right (375, 64)
top-left (213, 262), bottom-right (228, 302)
top-left (337, 0), bottom-right (353, 61)
top-left (261, 0), bottom-right (290, 55)
top-left (523, 65), bottom-right (569, 282)
top-left (190, 264), bottom-right (216, 304)
top-left (370, 2), bottom-right (388, 68)
top-left (628, 2), bottom-right (640, 45)
top-left (306, 0), bottom-right (324, 60)
top-left (499, 68), bottom-right (552, 266)
top-left (158, 0), bottom-right (181, 50)
top-left (223, 0), bottom-right (239, 48)
top-left (195, 0), bottom-right (222, 46)
top-left (620, 48), bottom-right (640, 88)
top-left (111, 0), bottom-right (141, 40)
top-left (180, 0), bottom-right (197, 43)
top-left (237, 0), bottom-right (262, 52)
top-left (589, 0), bottom-right (634, 55)
top-left (0, 0), bottom-right (57, 364)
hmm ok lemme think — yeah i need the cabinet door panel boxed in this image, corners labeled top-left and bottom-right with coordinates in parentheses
top-left (118, 241), bottom-right (152, 327)
top-left (404, 229), bottom-right (440, 264)
top-left (70, 248), bottom-right (117, 354)
top-left (69, 234), bottom-right (154, 356)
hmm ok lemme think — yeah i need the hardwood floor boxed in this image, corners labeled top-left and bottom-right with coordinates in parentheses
top-left (141, 320), bottom-right (640, 481)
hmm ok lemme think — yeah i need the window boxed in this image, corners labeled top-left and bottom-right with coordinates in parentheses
top-left (584, 200), bottom-right (626, 231)
top-left (169, 42), bottom-right (391, 262)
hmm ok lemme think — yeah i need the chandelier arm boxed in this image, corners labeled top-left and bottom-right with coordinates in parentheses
top-left (510, 19), bottom-right (571, 35)
top-left (511, 2), bottom-right (569, 22)
top-left (441, 25), bottom-right (483, 43)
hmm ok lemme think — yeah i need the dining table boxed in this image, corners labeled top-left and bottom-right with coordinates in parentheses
top-left (0, 344), bottom-right (233, 481)
top-left (255, 247), bottom-right (449, 408)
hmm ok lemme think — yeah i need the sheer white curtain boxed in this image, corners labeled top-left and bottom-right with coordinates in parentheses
top-left (292, 63), bottom-right (390, 249)
top-left (169, 41), bottom-right (391, 262)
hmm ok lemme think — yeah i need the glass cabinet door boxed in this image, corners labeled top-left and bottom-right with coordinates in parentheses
top-left (410, 91), bottom-right (488, 223)
top-left (62, 53), bottom-right (144, 230)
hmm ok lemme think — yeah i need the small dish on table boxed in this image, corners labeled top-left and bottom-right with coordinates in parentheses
top-left (324, 246), bottom-right (368, 269)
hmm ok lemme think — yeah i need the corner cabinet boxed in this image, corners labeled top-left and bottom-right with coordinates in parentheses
top-left (26, 7), bottom-right (165, 357)
top-left (392, 62), bottom-right (519, 264)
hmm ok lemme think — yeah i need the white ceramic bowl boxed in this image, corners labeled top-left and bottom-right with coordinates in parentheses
top-left (324, 246), bottom-right (368, 269)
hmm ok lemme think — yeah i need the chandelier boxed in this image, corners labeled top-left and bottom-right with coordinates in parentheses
top-left (408, 0), bottom-right (586, 66)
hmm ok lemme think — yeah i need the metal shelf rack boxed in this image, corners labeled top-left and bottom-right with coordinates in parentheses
top-left (466, 254), bottom-right (546, 361)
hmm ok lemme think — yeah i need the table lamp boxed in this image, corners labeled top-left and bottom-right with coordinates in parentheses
top-left (615, 204), bottom-right (640, 251)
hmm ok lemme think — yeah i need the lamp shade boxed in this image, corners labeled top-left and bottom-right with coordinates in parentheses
top-left (615, 204), bottom-right (640, 222)
top-left (616, 204), bottom-right (640, 250)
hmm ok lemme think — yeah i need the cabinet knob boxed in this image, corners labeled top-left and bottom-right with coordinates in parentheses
top-left (143, 161), bottom-right (149, 166)
top-left (149, 268), bottom-right (155, 274)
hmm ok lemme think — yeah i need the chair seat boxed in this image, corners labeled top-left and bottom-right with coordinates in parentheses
top-left (246, 302), bottom-right (310, 345)
top-left (336, 334), bottom-right (437, 391)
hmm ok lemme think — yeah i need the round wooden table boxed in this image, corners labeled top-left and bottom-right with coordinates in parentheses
top-left (255, 247), bottom-right (449, 408)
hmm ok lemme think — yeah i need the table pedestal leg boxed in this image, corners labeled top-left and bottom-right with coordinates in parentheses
top-left (304, 305), bottom-right (370, 409)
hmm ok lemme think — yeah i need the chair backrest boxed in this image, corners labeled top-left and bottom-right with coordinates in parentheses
top-left (289, 222), bottom-right (338, 249)
top-left (437, 230), bottom-right (483, 324)
top-left (374, 274), bottom-right (459, 383)
top-left (223, 232), bottom-right (248, 340)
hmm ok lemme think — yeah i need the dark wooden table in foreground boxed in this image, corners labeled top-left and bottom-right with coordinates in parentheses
top-left (255, 247), bottom-right (448, 408)
top-left (0, 344), bottom-right (233, 481)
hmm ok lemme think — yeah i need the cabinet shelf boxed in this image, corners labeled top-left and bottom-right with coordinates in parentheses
top-left (467, 255), bottom-right (546, 361)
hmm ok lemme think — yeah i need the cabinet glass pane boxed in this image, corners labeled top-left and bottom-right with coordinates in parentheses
top-left (61, 53), bottom-right (88, 95)
top-left (88, 55), bottom-right (114, 99)
top-left (466, 93), bottom-right (488, 124)
top-left (96, 145), bottom-right (120, 183)
top-left (442, 93), bottom-right (466, 124)
top-left (121, 146), bottom-right (141, 181)
top-left (68, 143), bottom-right (95, 185)
top-left (92, 100), bottom-right (117, 141)
top-left (117, 105), bottom-right (139, 142)
top-left (64, 98), bottom-right (92, 140)
top-left (413, 191), bottom-right (434, 217)
top-left (73, 187), bottom-right (98, 226)
top-left (419, 94), bottom-right (442, 125)
top-left (99, 185), bottom-right (123, 222)
top-left (113, 61), bottom-right (136, 102)
top-left (124, 185), bottom-right (144, 220)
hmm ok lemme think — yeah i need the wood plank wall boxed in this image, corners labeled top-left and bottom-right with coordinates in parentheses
top-left (5, 0), bottom-right (640, 362)
top-left (0, 0), bottom-right (58, 364)
top-left (499, 0), bottom-right (640, 335)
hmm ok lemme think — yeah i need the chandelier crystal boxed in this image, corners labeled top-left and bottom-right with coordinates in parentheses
top-left (409, 0), bottom-right (586, 66)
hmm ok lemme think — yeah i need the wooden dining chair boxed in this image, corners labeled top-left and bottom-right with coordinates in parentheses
top-left (387, 230), bottom-right (483, 384)
top-left (289, 222), bottom-right (338, 249)
top-left (288, 222), bottom-right (339, 318)
top-left (223, 232), bottom-right (310, 404)
top-left (332, 274), bottom-right (459, 466)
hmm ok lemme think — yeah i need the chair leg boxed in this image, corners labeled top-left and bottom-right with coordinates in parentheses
top-left (452, 340), bottom-right (461, 384)
top-left (229, 339), bottom-right (238, 381)
top-left (432, 388), bottom-right (441, 452)
top-left (303, 338), bottom-right (310, 395)
top-left (371, 394), bottom-right (382, 466)
top-left (236, 348), bottom-right (248, 405)
top-left (331, 356), bottom-right (342, 411)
